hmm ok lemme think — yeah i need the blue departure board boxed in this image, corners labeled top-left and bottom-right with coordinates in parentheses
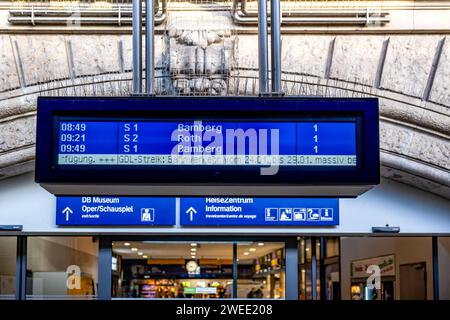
top-left (35, 97), bottom-right (380, 196)
top-left (56, 120), bottom-right (357, 167)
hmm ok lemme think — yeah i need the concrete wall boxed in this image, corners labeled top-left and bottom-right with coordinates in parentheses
top-left (340, 237), bottom-right (434, 300)
top-left (0, 172), bottom-right (448, 235)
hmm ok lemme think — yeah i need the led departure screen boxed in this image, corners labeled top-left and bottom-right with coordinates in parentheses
top-left (56, 120), bottom-right (357, 167)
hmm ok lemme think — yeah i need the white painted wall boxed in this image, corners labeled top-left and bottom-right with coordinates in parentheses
top-left (0, 172), bottom-right (449, 235)
top-left (340, 237), bottom-right (434, 300)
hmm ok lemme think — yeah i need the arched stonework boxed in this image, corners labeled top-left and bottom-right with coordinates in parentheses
top-left (0, 32), bottom-right (449, 199)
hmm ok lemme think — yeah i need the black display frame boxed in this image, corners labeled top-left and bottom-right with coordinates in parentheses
top-left (35, 96), bottom-right (379, 189)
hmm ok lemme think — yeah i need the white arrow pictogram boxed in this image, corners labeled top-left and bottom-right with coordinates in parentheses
top-left (186, 207), bottom-right (197, 221)
top-left (62, 207), bottom-right (73, 221)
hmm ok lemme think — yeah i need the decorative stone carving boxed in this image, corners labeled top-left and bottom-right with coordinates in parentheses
top-left (168, 29), bottom-right (234, 94)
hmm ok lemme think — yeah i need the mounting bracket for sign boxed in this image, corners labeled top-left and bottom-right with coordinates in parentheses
top-left (35, 96), bottom-right (380, 197)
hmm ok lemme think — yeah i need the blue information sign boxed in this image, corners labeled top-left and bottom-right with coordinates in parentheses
top-left (56, 196), bottom-right (176, 226)
top-left (180, 197), bottom-right (339, 226)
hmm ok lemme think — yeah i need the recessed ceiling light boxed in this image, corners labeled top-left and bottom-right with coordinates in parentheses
top-left (138, 252), bottom-right (143, 256)
top-left (191, 248), bottom-right (197, 252)
top-left (190, 243), bottom-right (197, 247)
top-left (305, 248), bottom-right (310, 251)
top-left (124, 243), bottom-right (131, 247)
top-left (257, 242), bottom-right (264, 246)
top-left (131, 248), bottom-right (138, 252)
top-left (249, 248), bottom-right (256, 252)
top-left (243, 252), bottom-right (249, 256)
top-left (143, 255), bottom-right (148, 259)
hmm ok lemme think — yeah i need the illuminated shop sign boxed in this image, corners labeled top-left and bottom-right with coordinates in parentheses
top-left (351, 254), bottom-right (396, 278)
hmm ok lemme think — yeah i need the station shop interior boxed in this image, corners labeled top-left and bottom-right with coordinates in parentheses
top-left (1, 236), bottom-right (450, 300)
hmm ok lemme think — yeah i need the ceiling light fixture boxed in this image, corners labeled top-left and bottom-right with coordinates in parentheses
top-left (131, 248), bottom-right (138, 252)
top-left (124, 243), bottom-right (131, 247)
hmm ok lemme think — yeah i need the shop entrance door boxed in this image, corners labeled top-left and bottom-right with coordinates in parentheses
top-left (111, 240), bottom-right (286, 299)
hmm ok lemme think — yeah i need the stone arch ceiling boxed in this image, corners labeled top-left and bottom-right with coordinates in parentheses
top-left (0, 33), bottom-right (449, 199)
